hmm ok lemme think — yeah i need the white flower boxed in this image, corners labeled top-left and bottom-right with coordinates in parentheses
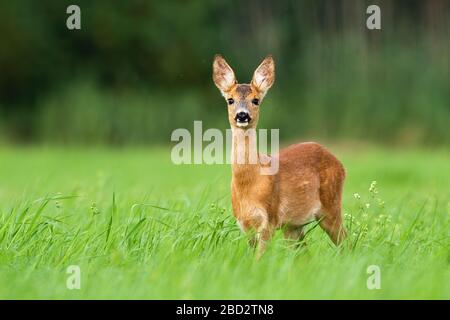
top-left (353, 193), bottom-right (361, 200)
top-left (369, 181), bottom-right (378, 194)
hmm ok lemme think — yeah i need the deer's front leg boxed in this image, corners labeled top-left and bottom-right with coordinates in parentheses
top-left (255, 226), bottom-right (273, 260)
top-left (238, 208), bottom-right (273, 259)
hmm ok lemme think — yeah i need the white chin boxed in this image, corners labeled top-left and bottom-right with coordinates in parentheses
top-left (236, 122), bottom-right (249, 128)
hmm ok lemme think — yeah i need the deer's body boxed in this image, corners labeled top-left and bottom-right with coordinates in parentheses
top-left (213, 55), bottom-right (346, 257)
top-left (231, 140), bottom-right (345, 246)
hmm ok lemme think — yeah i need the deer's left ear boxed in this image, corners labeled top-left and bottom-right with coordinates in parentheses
top-left (251, 55), bottom-right (275, 97)
top-left (213, 54), bottom-right (237, 95)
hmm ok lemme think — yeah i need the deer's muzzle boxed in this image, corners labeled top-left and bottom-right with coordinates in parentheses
top-left (235, 111), bottom-right (251, 127)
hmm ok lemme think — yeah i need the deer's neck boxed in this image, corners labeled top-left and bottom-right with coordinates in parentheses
top-left (231, 128), bottom-right (261, 185)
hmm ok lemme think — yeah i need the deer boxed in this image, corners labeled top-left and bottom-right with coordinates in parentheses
top-left (212, 54), bottom-right (347, 258)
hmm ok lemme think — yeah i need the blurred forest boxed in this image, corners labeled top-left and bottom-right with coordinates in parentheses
top-left (0, 0), bottom-right (449, 145)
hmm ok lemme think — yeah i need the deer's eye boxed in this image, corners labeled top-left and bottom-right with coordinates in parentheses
top-left (252, 98), bottom-right (260, 105)
top-left (227, 98), bottom-right (234, 105)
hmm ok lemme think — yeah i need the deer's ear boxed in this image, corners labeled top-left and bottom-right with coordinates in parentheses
top-left (213, 55), bottom-right (236, 94)
top-left (251, 55), bottom-right (275, 96)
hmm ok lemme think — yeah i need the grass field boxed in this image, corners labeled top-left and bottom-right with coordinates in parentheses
top-left (0, 145), bottom-right (448, 299)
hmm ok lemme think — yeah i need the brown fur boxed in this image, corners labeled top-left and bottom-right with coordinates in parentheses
top-left (213, 55), bottom-right (346, 257)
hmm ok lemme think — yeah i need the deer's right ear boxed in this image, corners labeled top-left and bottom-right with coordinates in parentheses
top-left (212, 55), bottom-right (236, 95)
top-left (251, 55), bottom-right (275, 98)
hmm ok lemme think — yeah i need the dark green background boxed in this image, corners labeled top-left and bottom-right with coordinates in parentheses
top-left (0, 0), bottom-right (449, 145)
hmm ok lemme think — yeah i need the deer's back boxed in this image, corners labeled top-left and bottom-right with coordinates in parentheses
top-left (279, 142), bottom-right (344, 176)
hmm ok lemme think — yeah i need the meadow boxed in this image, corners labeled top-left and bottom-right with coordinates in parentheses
top-left (0, 145), bottom-right (448, 299)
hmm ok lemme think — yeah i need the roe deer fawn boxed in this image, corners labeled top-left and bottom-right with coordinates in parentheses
top-left (212, 54), bottom-right (347, 257)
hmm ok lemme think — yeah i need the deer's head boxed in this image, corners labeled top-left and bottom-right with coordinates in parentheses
top-left (213, 55), bottom-right (275, 130)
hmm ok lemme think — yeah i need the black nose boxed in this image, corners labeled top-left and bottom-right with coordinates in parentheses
top-left (235, 112), bottom-right (251, 123)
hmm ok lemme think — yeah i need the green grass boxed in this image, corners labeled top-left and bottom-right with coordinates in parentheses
top-left (0, 145), bottom-right (448, 299)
